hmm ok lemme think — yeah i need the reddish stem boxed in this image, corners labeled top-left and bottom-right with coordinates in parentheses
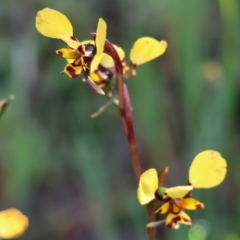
top-left (91, 33), bottom-right (157, 240)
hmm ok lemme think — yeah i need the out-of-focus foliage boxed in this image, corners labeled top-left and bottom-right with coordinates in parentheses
top-left (0, 0), bottom-right (240, 239)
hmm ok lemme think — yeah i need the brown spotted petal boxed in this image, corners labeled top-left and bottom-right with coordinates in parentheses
top-left (176, 198), bottom-right (204, 210)
top-left (155, 202), bottom-right (170, 215)
top-left (56, 48), bottom-right (80, 59)
top-left (166, 213), bottom-right (182, 228)
top-left (179, 211), bottom-right (192, 225)
top-left (155, 201), bottom-right (181, 215)
top-left (61, 63), bottom-right (82, 78)
top-left (166, 211), bottom-right (192, 228)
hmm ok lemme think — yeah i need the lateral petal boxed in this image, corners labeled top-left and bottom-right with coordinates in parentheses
top-left (130, 37), bottom-right (167, 66)
top-left (137, 168), bottom-right (158, 205)
top-left (176, 198), bottom-right (204, 210)
top-left (155, 202), bottom-right (170, 215)
top-left (61, 64), bottom-right (82, 78)
top-left (56, 48), bottom-right (80, 59)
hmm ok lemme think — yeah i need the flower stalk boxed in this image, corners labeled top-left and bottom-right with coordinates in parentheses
top-left (103, 39), bottom-right (157, 239)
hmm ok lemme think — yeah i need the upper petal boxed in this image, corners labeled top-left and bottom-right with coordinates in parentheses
top-left (137, 168), bottom-right (158, 205)
top-left (189, 151), bottom-right (227, 188)
top-left (91, 18), bottom-right (107, 72)
top-left (130, 37), bottom-right (167, 66)
top-left (36, 8), bottom-right (73, 39)
top-left (164, 185), bottom-right (193, 199)
top-left (0, 208), bottom-right (28, 239)
top-left (95, 18), bottom-right (107, 56)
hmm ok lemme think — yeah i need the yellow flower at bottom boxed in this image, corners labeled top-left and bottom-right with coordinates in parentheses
top-left (137, 150), bottom-right (227, 229)
top-left (0, 208), bottom-right (28, 239)
top-left (155, 194), bottom-right (204, 228)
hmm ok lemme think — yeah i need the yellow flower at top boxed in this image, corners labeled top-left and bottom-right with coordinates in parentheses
top-left (35, 8), bottom-right (168, 91)
top-left (137, 150), bottom-right (227, 228)
top-left (0, 208), bottom-right (28, 239)
top-left (36, 8), bottom-right (106, 95)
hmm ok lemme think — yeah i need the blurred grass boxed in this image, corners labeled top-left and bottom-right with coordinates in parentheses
top-left (0, 0), bottom-right (239, 239)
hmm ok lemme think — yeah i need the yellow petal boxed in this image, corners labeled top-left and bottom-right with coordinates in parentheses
top-left (176, 198), bottom-right (204, 210)
top-left (91, 55), bottom-right (103, 73)
top-left (155, 202), bottom-right (170, 214)
top-left (166, 213), bottom-right (181, 228)
top-left (172, 202), bottom-right (181, 214)
top-left (99, 53), bottom-right (114, 68)
top-left (90, 72), bottom-right (103, 83)
top-left (56, 48), bottom-right (80, 59)
top-left (130, 37), bottom-right (167, 66)
top-left (189, 150), bottom-right (227, 188)
top-left (96, 18), bottom-right (107, 56)
top-left (164, 185), bottom-right (193, 199)
top-left (36, 8), bottom-right (80, 49)
top-left (36, 8), bottom-right (72, 39)
top-left (91, 45), bottom-right (125, 71)
top-left (0, 208), bottom-right (28, 238)
top-left (137, 168), bottom-right (158, 205)
top-left (91, 18), bottom-right (107, 72)
top-left (61, 63), bottom-right (82, 78)
top-left (179, 211), bottom-right (192, 225)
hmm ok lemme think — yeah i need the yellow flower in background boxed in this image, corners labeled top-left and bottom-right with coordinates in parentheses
top-left (137, 150), bottom-right (227, 228)
top-left (36, 8), bottom-right (106, 95)
top-left (0, 208), bottom-right (28, 239)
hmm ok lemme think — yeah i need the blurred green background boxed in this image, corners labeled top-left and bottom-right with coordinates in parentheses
top-left (0, 0), bottom-right (240, 239)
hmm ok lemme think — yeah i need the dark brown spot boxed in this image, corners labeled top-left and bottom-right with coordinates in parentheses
top-left (196, 203), bottom-right (203, 209)
top-left (173, 216), bottom-right (181, 223)
top-left (167, 222), bottom-right (173, 228)
top-left (70, 35), bottom-right (77, 41)
top-left (78, 45), bottom-right (85, 55)
top-left (57, 51), bottom-right (63, 56)
top-left (130, 61), bottom-right (137, 68)
top-left (66, 66), bottom-right (78, 78)
top-left (182, 217), bottom-right (191, 223)
top-left (154, 191), bottom-right (164, 201)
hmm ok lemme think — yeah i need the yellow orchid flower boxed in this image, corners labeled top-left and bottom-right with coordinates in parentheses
top-left (137, 150), bottom-right (227, 228)
top-left (36, 8), bottom-right (106, 95)
top-left (0, 208), bottom-right (28, 239)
